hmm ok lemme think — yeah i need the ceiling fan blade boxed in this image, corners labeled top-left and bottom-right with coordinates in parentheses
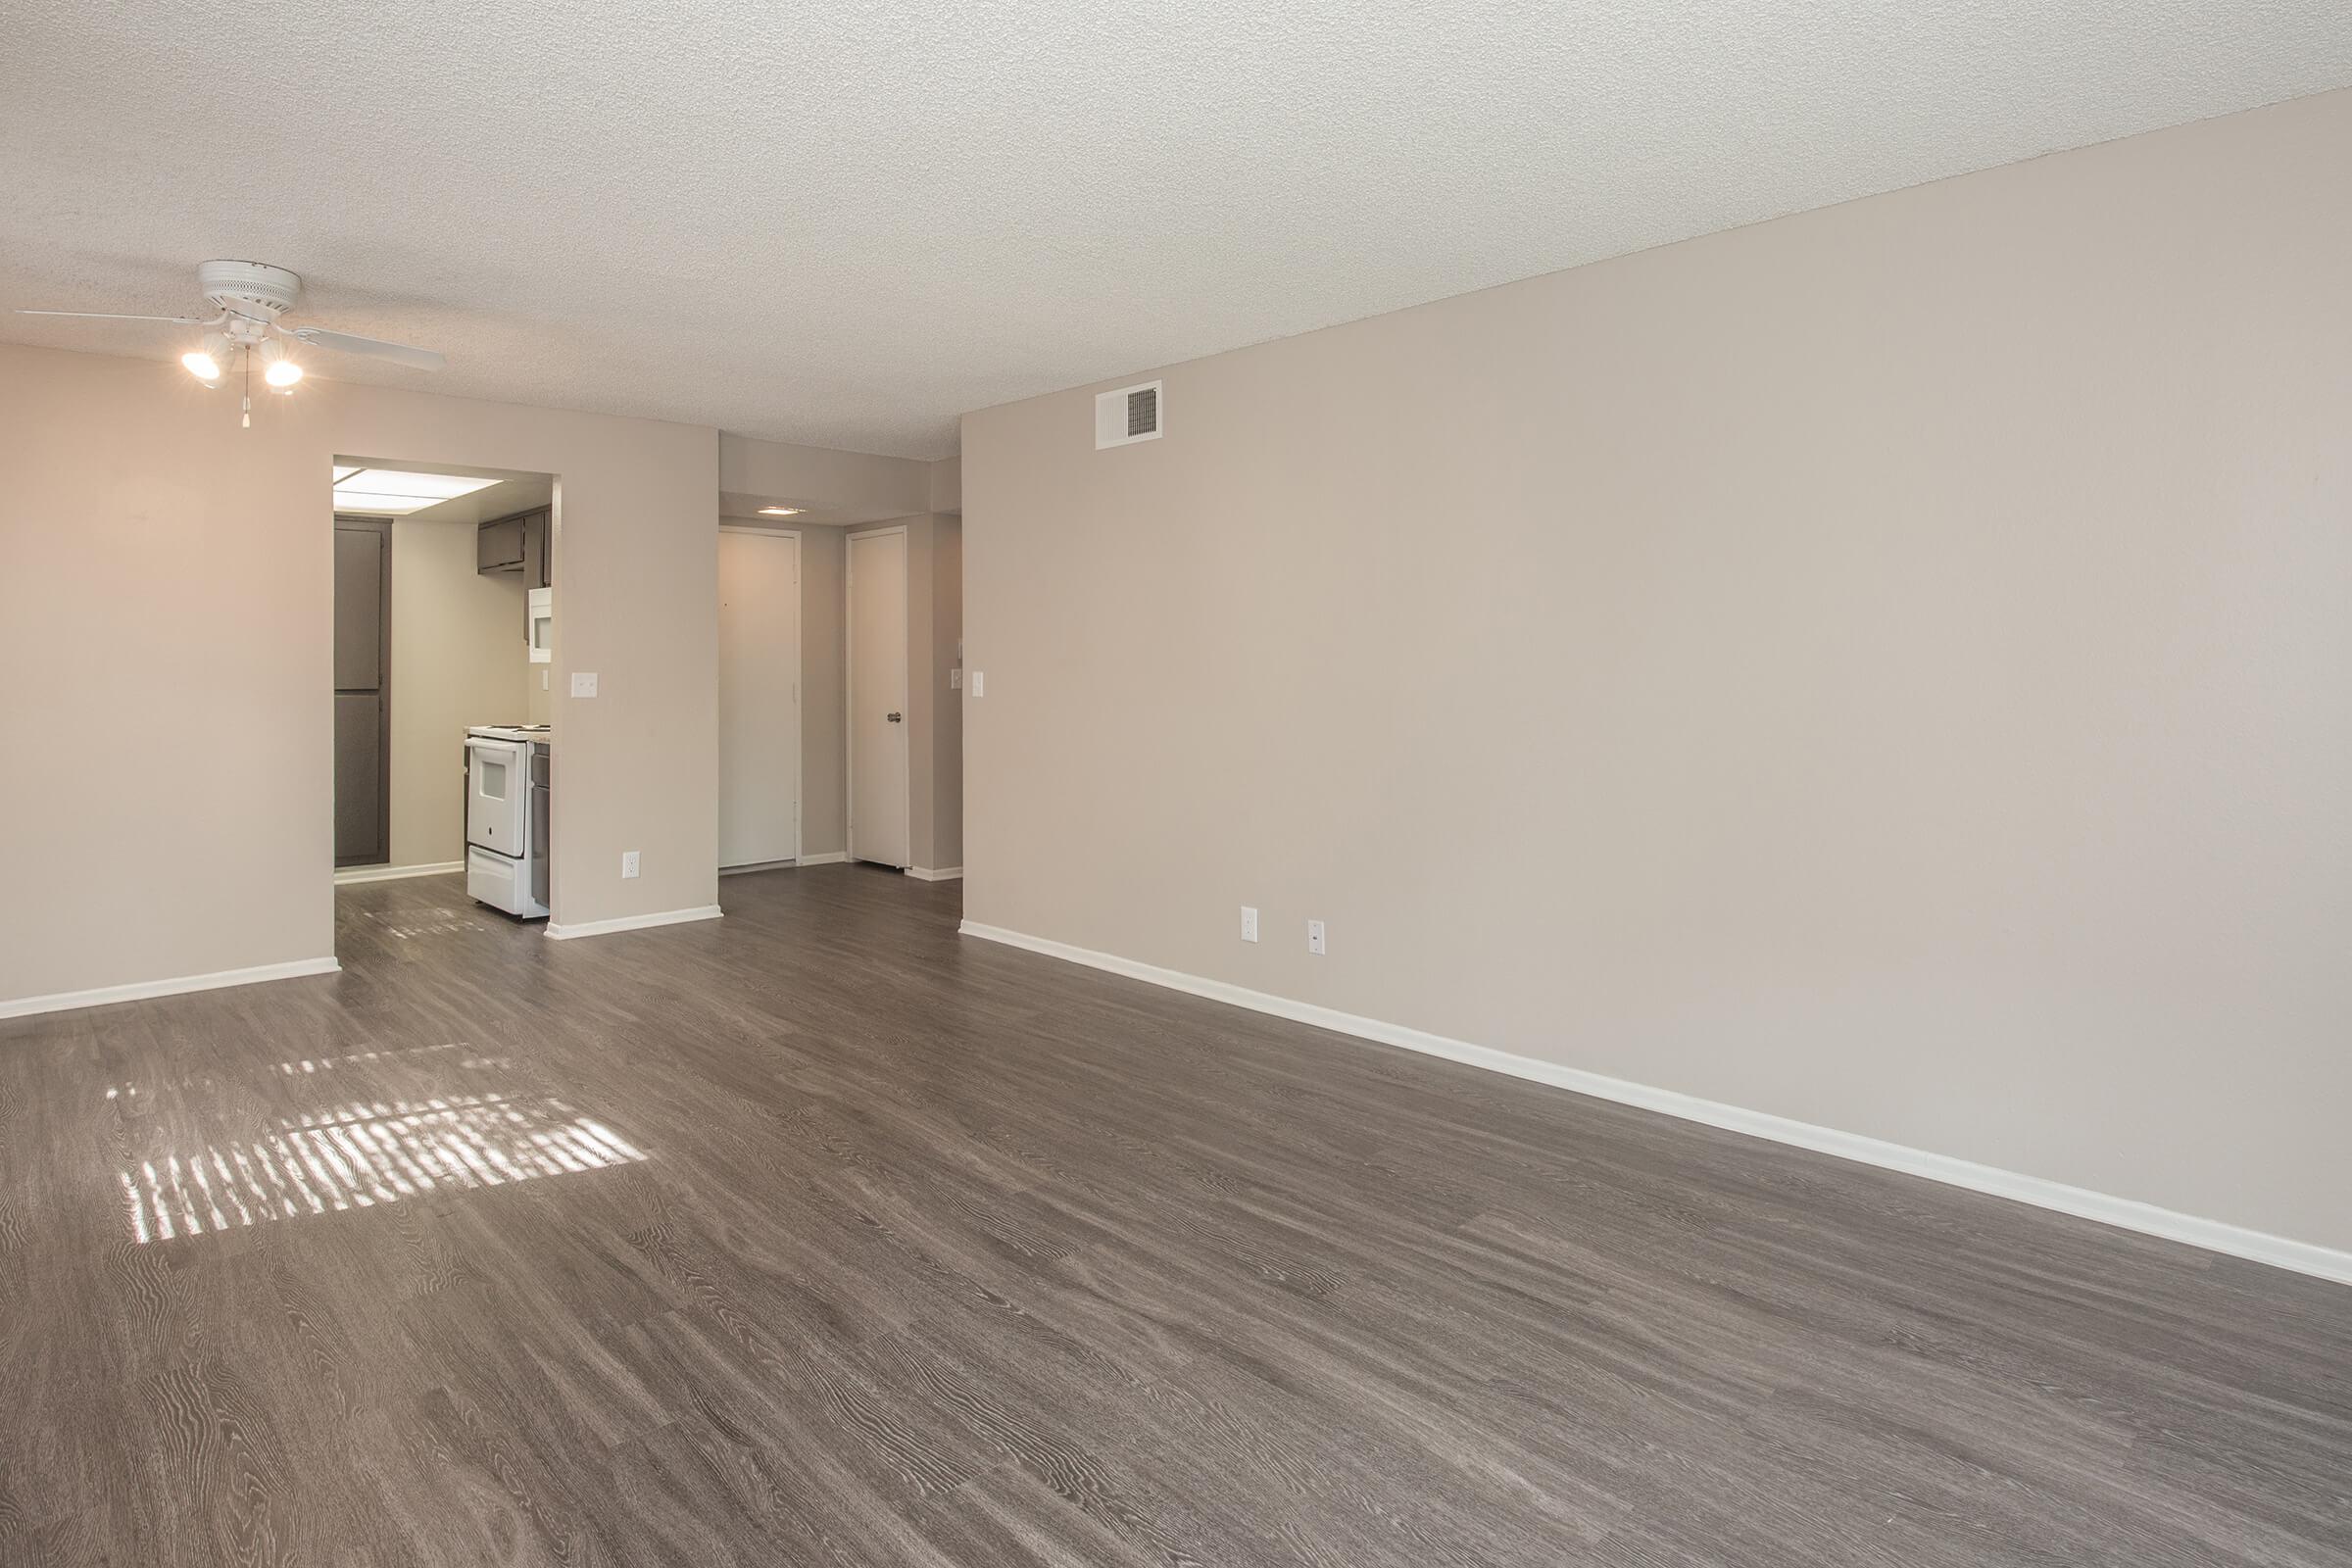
top-left (14, 308), bottom-right (216, 324)
top-left (291, 326), bottom-right (446, 371)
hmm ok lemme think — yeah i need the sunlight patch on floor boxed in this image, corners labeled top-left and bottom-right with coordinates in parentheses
top-left (117, 1092), bottom-right (646, 1243)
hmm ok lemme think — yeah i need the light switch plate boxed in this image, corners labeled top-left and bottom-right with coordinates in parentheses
top-left (571, 671), bottom-right (599, 698)
top-left (951, 668), bottom-right (961, 690)
top-left (1307, 919), bottom-right (1326, 956)
top-left (971, 671), bottom-right (984, 697)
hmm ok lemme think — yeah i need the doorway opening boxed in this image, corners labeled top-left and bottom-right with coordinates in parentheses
top-left (329, 458), bottom-right (559, 933)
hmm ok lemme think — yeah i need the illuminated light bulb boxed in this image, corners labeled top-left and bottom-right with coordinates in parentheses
top-left (260, 338), bottom-right (303, 390)
top-left (183, 331), bottom-right (232, 382)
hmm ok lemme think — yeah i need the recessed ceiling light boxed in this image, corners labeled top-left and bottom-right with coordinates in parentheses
top-left (332, 467), bottom-right (501, 515)
top-left (759, 506), bottom-right (803, 516)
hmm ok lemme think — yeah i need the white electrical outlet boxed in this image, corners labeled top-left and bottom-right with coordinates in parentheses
top-left (1307, 919), bottom-right (1326, 956)
top-left (1241, 906), bottom-right (1258, 943)
top-left (970, 671), bottom-right (984, 697)
top-left (951, 668), bottom-right (962, 690)
top-left (621, 851), bottom-right (640, 879)
top-left (571, 671), bottom-right (599, 698)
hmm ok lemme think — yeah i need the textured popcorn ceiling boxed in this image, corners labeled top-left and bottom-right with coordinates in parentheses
top-left (3, 1), bottom-right (2347, 458)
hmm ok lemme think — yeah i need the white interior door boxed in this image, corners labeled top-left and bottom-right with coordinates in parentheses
top-left (717, 528), bottom-right (802, 868)
top-left (848, 528), bottom-right (910, 868)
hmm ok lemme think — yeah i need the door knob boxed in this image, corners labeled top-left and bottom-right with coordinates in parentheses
top-left (886, 711), bottom-right (903, 722)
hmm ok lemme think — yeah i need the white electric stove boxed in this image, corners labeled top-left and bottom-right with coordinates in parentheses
top-left (464, 725), bottom-right (551, 917)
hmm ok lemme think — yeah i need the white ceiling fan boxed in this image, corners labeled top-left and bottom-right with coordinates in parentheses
top-left (16, 260), bottom-right (445, 425)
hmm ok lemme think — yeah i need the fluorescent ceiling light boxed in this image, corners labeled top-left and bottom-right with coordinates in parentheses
top-left (759, 506), bottom-right (803, 516)
top-left (331, 490), bottom-right (449, 515)
top-left (342, 468), bottom-right (499, 501)
top-left (332, 465), bottom-right (361, 481)
top-left (331, 467), bottom-right (501, 514)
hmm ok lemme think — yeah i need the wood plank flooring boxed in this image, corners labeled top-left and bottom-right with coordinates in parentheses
top-left (1, 864), bottom-right (2346, 1566)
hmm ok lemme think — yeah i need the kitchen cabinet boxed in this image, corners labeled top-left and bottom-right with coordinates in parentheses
top-left (520, 509), bottom-right (551, 589)
top-left (478, 507), bottom-right (551, 587)
top-left (477, 513), bottom-right (525, 572)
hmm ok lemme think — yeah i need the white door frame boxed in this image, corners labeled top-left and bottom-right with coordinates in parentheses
top-left (846, 524), bottom-right (910, 867)
top-left (718, 525), bottom-right (803, 867)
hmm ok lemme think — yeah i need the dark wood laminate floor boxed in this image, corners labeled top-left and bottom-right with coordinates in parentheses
top-left (2, 866), bottom-right (2347, 1567)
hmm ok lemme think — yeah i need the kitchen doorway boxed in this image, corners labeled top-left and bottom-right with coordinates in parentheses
top-left (328, 458), bottom-right (559, 927)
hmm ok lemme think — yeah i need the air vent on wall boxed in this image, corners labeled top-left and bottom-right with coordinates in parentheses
top-left (1096, 380), bottom-right (1163, 449)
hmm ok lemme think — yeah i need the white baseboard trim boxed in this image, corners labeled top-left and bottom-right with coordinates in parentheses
top-left (334, 860), bottom-right (464, 885)
top-left (723, 853), bottom-right (856, 876)
top-left (906, 865), bottom-right (964, 882)
top-left (957, 920), bottom-right (2352, 1288)
top-left (1, 956), bottom-right (342, 1021)
top-left (546, 906), bottom-right (724, 941)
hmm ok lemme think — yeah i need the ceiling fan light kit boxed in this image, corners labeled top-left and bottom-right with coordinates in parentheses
top-left (259, 337), bottom-right (302, 388)
top-left (15, 260), bottom-right (445, 427)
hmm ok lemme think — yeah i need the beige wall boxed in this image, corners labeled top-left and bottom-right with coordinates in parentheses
top-left (386, 517), bottom-right (529, 867)
top-left (0, 343), bottom-right (717, 1004)
top-left (929, 455), bottom-right (962, 514)
top-left (961, 90), bottom-right (2352, 1254)
top-left (719, 432), bottom-right (931, 516)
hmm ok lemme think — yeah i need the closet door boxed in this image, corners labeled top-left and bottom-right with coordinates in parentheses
top-left (847, 527), bottom-right (909, 868)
